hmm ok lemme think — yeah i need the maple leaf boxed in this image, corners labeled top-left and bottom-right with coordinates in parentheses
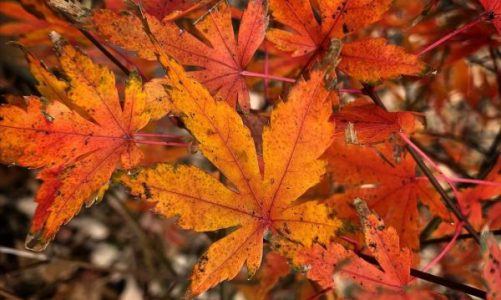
top-left (0, 0), bottom-right (83, 46)
top-left (0, 34), bottom-right (169, 250)
top-left (266, 0), bottom-right (425, 82)
top-left (481, 230), bottom-right (501, 300)
top-left (337, 38), bottom-right (426, 82)
top-left (296, 199), bottom-right (413, 297)
top-left (119, 32), bottom-right (341, 294)
top-left (93, 0), bottom-right (268, 110)
top-left (333, 99), bottom-right (420, 145)
top-left (326, 141), bottom-right (450, 251)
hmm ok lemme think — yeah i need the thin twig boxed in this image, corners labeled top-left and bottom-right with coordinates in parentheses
top-left (417, 14), bottom-right (487, 56)
top-left (0, 245), bottom-right (137, 276)
top-left (78, 29), bottom-right (131, 76)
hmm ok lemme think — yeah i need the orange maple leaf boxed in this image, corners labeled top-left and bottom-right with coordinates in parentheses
top-left (93, 0), bottom-right (268, 110)
top-left (266, 0), bottom-right (425, 82)
top-left (119, 34), bottom-right (341, 295)
top-left (333, 99), bottom-right (420, 145)
top-left (296, 199), bottom-right (413, 297)
top-left (0, 34), bottom-right (169, 250)
top-left (326, 141), bottom-right (450, 251)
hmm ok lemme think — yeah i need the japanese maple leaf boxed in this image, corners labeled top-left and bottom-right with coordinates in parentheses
top-left (333, 99), bottom-right (420, 145)
top-left (0, 0), bottom-right (83, 47)
top-left (326, 141), bottom-right (450, 251)
top-left (93, 0), bottom-right (268, 110)
top-left (266, 0), bottom-right (425, 82)
top-left (481, 230), bottom-right (501, 300)
top-left (0, 34), bottom-right (169, 250)
top-left (119, 37), bottom-right (341, 295)
top-left (296, 199), bottom-right (414, 297)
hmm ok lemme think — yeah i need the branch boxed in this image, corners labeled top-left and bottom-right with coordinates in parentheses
top-left (78, 29), bottom-right (131, 77)
top-left (47, 0), bottom-right (131, 77)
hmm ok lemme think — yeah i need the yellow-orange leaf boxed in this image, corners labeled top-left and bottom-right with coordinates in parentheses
top-left (120, 33), bottom-right (341, 295)
top-left (0, 34), bottom-right (168, 250)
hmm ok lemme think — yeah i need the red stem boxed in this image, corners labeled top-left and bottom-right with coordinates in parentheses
top-left (340, 235), bottom-right (361, 251)
top-left (133, 132), bottom-right (183, 139)
top-left (133, 139), bottom-right (188, 147)
top-left (338, 88), bottom-right (363, 94)
top-left (306, 288), bottom-right (332, 300)
top-left (417, 222), bottom-right (464, 276)
top-left (240, 70), bottom-right (296, 83)
top-left (417, 14), bottom-right (487, 56)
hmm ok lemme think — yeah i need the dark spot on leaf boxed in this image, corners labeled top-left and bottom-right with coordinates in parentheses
top-left (142, 182), bottom-right (152, 198)
top-left (342, 23), bottom-right (349, 34)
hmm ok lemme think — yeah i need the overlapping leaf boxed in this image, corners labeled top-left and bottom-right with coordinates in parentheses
top-left (0, 34), bottom-right (169, 250)
top-left (119, 30), bottom-right (341, 294)
top-left (334, 99), bottom-right (420, 144)
top-left (93, 0), bottom-right (268, 109)
top-left (266, 0), bottom-right (425, 81)
top-left (326, 141), bottom-right (450, 251)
